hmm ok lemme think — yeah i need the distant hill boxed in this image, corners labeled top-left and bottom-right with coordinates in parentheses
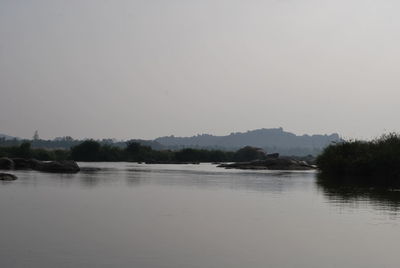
top-left (126, 139), bottom-right (165, 150)
top-left (0, 133), bottom-right (18, 140)
top-left (155, 128), bottom-right (341, 156)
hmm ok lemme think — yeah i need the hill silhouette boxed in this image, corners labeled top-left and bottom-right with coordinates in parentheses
top-left (0, 128), bottom-right (340, 156)
top-left (155, 128), bottom-right (340, 156)
top-left (0, 133), bottom-right (18, 140)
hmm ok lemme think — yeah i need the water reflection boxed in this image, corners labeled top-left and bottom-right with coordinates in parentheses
top-left (316, 173), bottom-right (400, 212)
top-left (4, 163), bottom-right (315, 194)
top-left (123, 167), bottom-right (313, 193)
top-left (78, 166), bottom-right (126, 188)
top-left (125, 173), bottom-right (143, 186)
top-left (80, 174), bottom-right (100, 187)
top-left (3, 163), bottom-right (400, 268)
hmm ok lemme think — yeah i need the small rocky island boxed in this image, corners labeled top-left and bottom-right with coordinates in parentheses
top-left (0, 173), bottom-right (17, 181)
top-left (215, 146), bottom-right (316, 170)
top-left (0, 157), bottom-right (80, 173)
top-left (218, 156), bottom-right (316, 171)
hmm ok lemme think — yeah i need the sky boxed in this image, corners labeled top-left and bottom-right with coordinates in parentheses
top-left (1, 0), bottom-right (400, 140)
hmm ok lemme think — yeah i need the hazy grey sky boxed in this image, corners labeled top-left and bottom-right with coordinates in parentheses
top-left (1, 0), bottom-right (400, 140)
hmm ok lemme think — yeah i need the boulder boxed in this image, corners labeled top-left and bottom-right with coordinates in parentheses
top-left (0, 157), bottom-right (14, 170)
top-left (31, 160), bottom-right (80, 173)
top-left (218, 158), bottom-right (316, 171)
top-left (12, 158), bottom-right (33, 169)
top-left (1, 157), bottom-right (80, 173)
top-left (266, 153), bottom-right (279, 159)
top-left (0, 173), bottom-right (17, 181)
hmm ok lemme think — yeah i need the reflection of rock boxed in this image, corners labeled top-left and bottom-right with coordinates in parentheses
top-left (0, 158), bottom-right (14, 170)
top-left (0, 173), bottom-right (17, 181)
top-left (145, 161), bottom-right (200, 165)
top-left (218, 158), bottom-right (315, 170)
top-left (80, 167), bottom-right (102, 173)
top-left (0, 158), bottom-right (80, 173)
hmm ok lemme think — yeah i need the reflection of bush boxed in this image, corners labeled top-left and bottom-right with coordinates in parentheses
top-left (316, 133), bottom-right (400, 179)
top-left (316, 173), bottom-right (400, 211)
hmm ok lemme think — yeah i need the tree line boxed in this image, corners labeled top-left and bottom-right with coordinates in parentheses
top-left (0, 140), bottom-right (269, 163)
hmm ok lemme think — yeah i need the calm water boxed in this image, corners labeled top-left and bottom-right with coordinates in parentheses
top-left (1, 163), bottom-right (400, 268)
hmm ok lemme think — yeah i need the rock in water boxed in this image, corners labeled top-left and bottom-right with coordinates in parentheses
top-left (218, 158), bottom-right (316, 170)
top-left (0, 173), bottom-right (17, 181)
top-left (0, 157), bottom-right (14, 170)
top-left (31, 160), bottom-right (80, 173)
top-left (12, 158), bottom-right (33, 169)
top-left (1, 158), bottom-right (80, 173)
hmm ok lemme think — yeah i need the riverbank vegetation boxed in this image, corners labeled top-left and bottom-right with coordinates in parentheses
top-left (0, 142), bottom-right (69, 161)
top-left (0, 141), bottom-right (272, 163)
top-left (316, 133), bottom-right (400, 181)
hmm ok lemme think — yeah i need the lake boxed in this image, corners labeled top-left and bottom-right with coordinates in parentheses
top-left (1, 163), bottom-right (399, 268)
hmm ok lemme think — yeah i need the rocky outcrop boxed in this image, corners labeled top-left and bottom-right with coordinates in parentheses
top-left (145, 161), bottom-right (200, 165)
top-left (266, 153), bottom-right (279, 159)
top-left (0, 173), bottom-right (17, 181)
top-left (0, 158), bottom-right (80, 173)
top-left (12, 158), bottom-right (33, 169)
top-left (30, 160), bottom-right (80, 173)
top-left (218, 158), bottom-right (316, 171)
top-left (0, 158), bottom-right (14, 170)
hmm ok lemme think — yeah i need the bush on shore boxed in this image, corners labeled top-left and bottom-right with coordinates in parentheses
top-left (316, 133), bottom-right (400, 179)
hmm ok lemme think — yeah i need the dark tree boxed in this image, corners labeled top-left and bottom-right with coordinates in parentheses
top-left (18, 142), bottom-right (32, 158)
top-left (125, 141), bottom-right (153, 161)
top-left (233, 146), bottom-right (266, 162)
top-left (70, 140), bottom-right (101, 161)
